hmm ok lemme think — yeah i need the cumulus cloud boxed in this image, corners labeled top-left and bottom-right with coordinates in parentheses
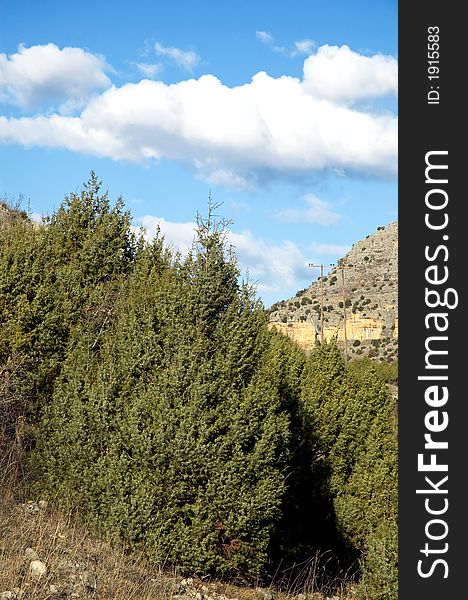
top-left (229, 230), bottom-right (309, 292)
top-left (154, 42), bottom-right (199, 70)
top-left (0, 43), bottom-right (111, 110)
top-left (302, 44), bottom-right (397, 102)
top-left (29, 211), bottom-right (45, 224)
top-left (0, 44), bottom-right (397, 182)
top-left (275, 194), bottom-right (341, 225)
top-left (137, 214), bottom-right (309, 293)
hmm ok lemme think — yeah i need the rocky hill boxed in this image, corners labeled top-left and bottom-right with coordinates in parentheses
top-left (269, 222), bottom-right (398, 362)
top-left (0, 202), bottom-right (28, 227)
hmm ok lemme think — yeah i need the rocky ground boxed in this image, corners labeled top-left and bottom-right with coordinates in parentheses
top-left (0, 489), bottom-right (355, 600)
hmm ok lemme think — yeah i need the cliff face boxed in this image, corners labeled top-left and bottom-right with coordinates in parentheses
top-left (269, 222), bottom-right (398, 361)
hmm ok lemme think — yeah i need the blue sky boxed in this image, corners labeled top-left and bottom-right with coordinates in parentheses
top-left (0, 0), bottom-right (397, 307)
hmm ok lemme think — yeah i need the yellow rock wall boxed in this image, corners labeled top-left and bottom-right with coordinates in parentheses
top-left (269, 314), bottom-right (395, 350)
top-left (268, 322), bottom-right (317, 350)
top-left (324, 315), bottom-right (383, 342)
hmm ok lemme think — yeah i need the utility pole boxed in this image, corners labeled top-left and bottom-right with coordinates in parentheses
top-left (308, 262), bottom-right (354, 362)
top-left (335, 264), bottom-right (353, 365)
top-left (308, 263), bottom-right (335, 344)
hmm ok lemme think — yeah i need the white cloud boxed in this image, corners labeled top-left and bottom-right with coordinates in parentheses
top-left (256, 31), bottom-right (274, 45)
top-left (154, 42), bottom-right (199, 70)
top-left (0, 43), bottom-right (111, 110)
top-left (29, 211), bottom-right (45, 223)
top-left (205, 169), bottom-right (252, 190)
top-left (229, 200), bottom-right (250, 212)
top-left (302, 44), bottom-right (397, 102)
top-left (310, 242), bottom-right (351, 256)
top-left (135, 62), bottom-right (163, 78)
top-left (136, 214), bottom-right (309, 293)
top-left (275, 194), bottom-right (341, 225)
top-left (0, 45), bottom-right (397, 181)
top-left (256, 32), bottom-right (315, 57)
top-left (255, 31), bottom-right (286, 54)
top-left (293, 39), bottom-right (316, 55)
top-left (138, 215), bottom-right (196, 253)
top-left (229, 230), bottom-right (309, 292)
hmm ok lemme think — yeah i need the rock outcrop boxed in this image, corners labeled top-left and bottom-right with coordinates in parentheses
top-left (269, 222), bottom-right (398, 361)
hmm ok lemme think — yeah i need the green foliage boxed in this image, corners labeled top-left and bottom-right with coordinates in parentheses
top-left (349, 358), bottom-right (398, 384)
top-left (301, 344), bottom-right (397, 596)
top-left (0, 174), bottom-right (135, 442)
top-left (358, 520), bottom-right (398, 600)
top-left (32, 202), bottom-right (297, 577)
top-left (1, 177), bottom-right (397, 594)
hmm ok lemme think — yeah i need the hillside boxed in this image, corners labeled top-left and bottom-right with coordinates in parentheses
top-left (269, 222), bottom-right (398, 361)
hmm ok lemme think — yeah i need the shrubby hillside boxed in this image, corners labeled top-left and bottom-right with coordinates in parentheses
top-left (0, 176), bottom-right (397, 599)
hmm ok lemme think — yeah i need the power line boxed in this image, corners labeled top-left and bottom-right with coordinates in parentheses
top-left (336, 265), bottom-right (353, 365)
top-left (308, 264), bottom-right (335, 345)
top-left (308, 263), bottom-right (353, 364)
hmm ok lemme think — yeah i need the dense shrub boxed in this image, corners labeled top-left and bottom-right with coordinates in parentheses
top-left (1, 177), bottom-right (397, 594)
top-left (301, 344), bottom-right (397, 597)
top-left (32, 205), bottom-right (302, 577)
top-left (349, 357), bottom-right (398, 384)
top-left (359, 520), bottom-right (398, 600)
top-left (0, 175), bottom-right (135, 447)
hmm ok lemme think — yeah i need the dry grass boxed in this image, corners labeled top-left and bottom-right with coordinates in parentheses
top-left (268, 554), bottom-right (357, 600)
top-left (0, 473), bottom-right (177, 599)
top-left (0, 446), bottom-right (355, 600)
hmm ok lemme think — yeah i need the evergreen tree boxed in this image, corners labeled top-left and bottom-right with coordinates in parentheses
top-left (2, 178), bottom-right (397, 592)
top-left (33, 202), bottom-right (295, 577)
top-left (0, 205), bottom-right (41, 444)
top-left (0, 174), bottom-right (136, 449)
top-left (301, 343), bottom-right (397, 598)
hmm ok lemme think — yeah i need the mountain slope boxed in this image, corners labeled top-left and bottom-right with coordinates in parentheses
top-left (269, 222), bottom-right (398, 361)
